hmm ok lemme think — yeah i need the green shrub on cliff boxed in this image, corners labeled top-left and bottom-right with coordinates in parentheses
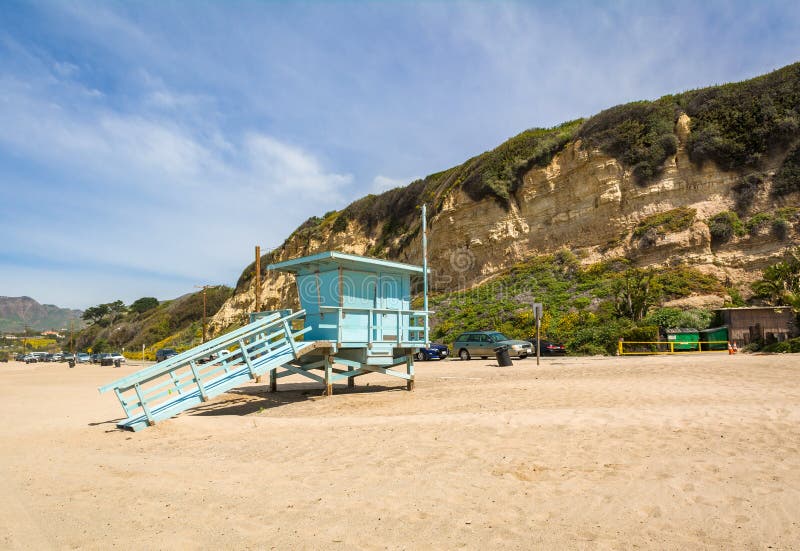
top-left (578, 99), bottom-right (679, 186)
top-left (773, 143), bottom-right (800, 197)
top-left (708, 211), bottom-right (745, 245)
top-left (632, 207), bottom-right (696, 238)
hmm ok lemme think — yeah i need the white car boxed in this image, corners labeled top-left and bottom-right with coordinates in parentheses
top-left (110, 353), bottom-right (126, 364)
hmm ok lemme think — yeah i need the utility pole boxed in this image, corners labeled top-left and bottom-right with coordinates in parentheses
top-left (255, 245), bottom-right (261, 312)
top-left (422, 204), bottom-right (429, 346)
top-left (533, 303), bottom-right (543, 366)
top-left (195, 285), bottom-right (211, 343)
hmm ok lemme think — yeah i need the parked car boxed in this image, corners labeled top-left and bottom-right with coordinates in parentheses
top-left (23, 353), bottom-right (38, 364)
top-left (197, 350), bottom-right (230, 364)
top-left (52, 353), bottom-right (64, 362)
top-left (76, 353), bottom-right (91, 364)
top-left (15, 353), bottom-right (26, 361)
top-left (98, 353), bottom-right (114, 366)
top-left (415, 343), bottom-right (450, 361)
top-left (156, 348), bottom-right (178, 363)
top-left (528, 339), bottom-right (567, 356)
top-left (90, 353), bottom-right (100, 364)
top-left (110, 352), bottom-right (126, 364)
top-left (62, 353), bottom-right (75, 362)
top-left (453, 331), bottom-right (533, 360)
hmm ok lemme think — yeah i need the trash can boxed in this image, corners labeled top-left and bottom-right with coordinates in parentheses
top-left (114, 359), bottom-right (121, 368)
top-left (68, 359), bottom-right (75, 368)
top-left (494, 345), bottom-right (513, 367)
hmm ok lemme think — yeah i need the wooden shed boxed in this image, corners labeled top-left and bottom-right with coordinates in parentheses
top-left (715, 307), bottom-right (797, 345)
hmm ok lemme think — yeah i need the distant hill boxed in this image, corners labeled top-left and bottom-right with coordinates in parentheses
top-left (74, 286), bottom-right (232, 359)
top-left (0, 296), bottom-right (84, 332)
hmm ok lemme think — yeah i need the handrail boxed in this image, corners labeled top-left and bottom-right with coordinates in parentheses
top-left (99, 310), bottom-right (306, 393)
top-left (318, 306), bottom-right (431, 314)
top-left (318, 305), bottom-right (429, 344)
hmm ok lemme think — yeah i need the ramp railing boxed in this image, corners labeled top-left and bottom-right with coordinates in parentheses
top-left (99, 310), bottom-right (310, 429)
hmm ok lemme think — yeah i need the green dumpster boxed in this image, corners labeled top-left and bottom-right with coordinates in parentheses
top-left (665, 328), bottom-right (700, 351)
top-left (700, 326), bottom-right (729, 351)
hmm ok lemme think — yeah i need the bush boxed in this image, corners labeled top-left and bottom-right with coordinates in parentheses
top-left (745, 212), bottom-right (772, 235)
top-left (773, 143), bottom-right (800, 197)
top-left (331, 213), bottom-right (349, 234)
top-left (461, 120), bottom-right (582, 203)
top-left (682, 63), bottom-right (800, 171)
top-left (578, 99), bottom-right (678, 186)
top-left (761, 337), bottom-right (800, 353)
top-left (129, 297), bottom-right (159, 314)
top-left (732, 173), bottom-right (763, 213)
top-left (642, 308), bottom-right (714, 330)
top-left (772, 218), bottom-right (790, 240)
top-left (708, 211), bottom-right (745, 245)
top-left (725, 287), bottom-right (746, 307)
top-left (632, 207), bottom-right (696, 238)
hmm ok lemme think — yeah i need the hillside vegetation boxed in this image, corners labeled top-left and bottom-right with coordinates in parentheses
top-left (75, 287), bottom-right (232, 359)
top-left (428, 252), bottom-right (726, 355)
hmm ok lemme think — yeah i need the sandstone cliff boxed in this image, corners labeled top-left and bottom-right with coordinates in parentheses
top-left (211, 64), bottom-right (800, 333)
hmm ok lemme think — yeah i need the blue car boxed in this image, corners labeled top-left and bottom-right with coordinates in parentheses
top-left (415, 343), bottom-right (449, 361)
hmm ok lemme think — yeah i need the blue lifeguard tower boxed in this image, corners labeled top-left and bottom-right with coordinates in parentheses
top-left (99, 251), bottom-right (430, 431)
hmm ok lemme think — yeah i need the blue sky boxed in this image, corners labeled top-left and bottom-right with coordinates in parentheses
top-left (1, 1), bottom-right (799, 309)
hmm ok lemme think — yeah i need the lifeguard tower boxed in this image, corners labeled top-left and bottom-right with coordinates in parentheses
top-left (99, 251), bottom-right (430, 431)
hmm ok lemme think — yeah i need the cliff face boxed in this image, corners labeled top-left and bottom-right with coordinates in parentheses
top-left (211, 108), bottom-right (799, 333)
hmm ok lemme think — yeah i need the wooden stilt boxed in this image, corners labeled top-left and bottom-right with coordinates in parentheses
top-left (324, 355), bottom-right (333, 396)
top-left (269, 368), bottom-right (277, 392)
top-left (406, 354), bottom-right (415, 391)
top-left (348, 375), bottom-right (355, 389)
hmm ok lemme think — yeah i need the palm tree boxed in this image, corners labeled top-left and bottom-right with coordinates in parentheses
top-left (752, 249), bottom-right (800, 307)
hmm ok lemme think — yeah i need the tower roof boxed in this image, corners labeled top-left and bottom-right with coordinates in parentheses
top-left (268, 251), bottom-right (425, 275)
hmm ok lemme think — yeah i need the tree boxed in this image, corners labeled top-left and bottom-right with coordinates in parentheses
top-left (130, 297), bottom-right (159, 314)
top-left (613, 268), bottom-right (662, 322)
top-left (752, 249), bottom-right (800, 307)
top-left (82, 304), bottom-right (110, 325)
top-left (92, 339), bottom-right (109, 353)
top-left (107, 300), bottom-right (128, 323)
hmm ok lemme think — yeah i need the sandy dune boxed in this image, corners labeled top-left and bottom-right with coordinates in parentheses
top-left (1, 353), bottom-right (799, 549)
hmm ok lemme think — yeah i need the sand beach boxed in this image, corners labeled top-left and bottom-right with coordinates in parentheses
top-left (1, 353), bottom-right (798, 549)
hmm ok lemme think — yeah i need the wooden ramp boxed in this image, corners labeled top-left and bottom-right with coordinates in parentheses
top-left (99, 310), bottom-right (313, 431)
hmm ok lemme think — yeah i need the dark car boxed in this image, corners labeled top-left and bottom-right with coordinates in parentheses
top-left (529, 339), bottom-right (567, 356)
top-left (415, 343), bottom-right (449, 361)
top-left (156, 348), bottom-right (178, 363)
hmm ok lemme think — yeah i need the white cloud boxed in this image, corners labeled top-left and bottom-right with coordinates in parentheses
top-left (0, 53), bottom-right (353, 300)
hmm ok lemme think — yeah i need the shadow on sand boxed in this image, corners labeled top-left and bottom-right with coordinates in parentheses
top-left (187, 382), bottom-right (405, 418)
top-left (91, 382), bottom-right (405, 428)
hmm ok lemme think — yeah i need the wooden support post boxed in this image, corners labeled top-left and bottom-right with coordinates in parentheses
top-left (406, 354), bottom-right (415, 391)
top-left (133, 383), bottom-right (154, 426)
top-left (270, 367), bottom-right (277, 392)
top-left (324, 355), bottom-right (333, 396)
top-left (348, 370), bottom-right (355, 389)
